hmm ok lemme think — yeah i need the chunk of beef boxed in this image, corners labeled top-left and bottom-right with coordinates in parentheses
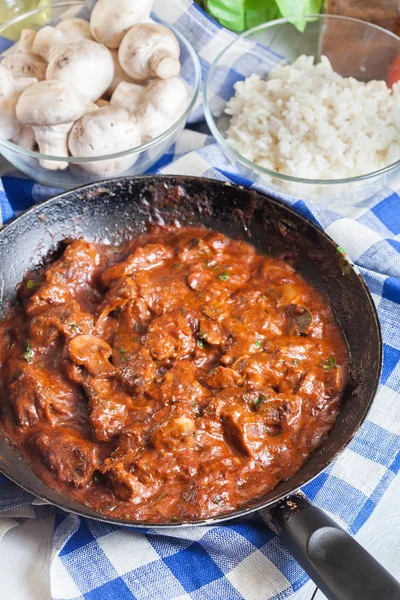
top-left (8, 365), bottom-right (87, 428)
top-left (82, 377), bottom-right (131, 442)
top-left (102, 462), bottom-right (158, 502)
top-left (119, 346), bottom-right (156, 393)
top-left (29, 301), bottom-right (93, 345)
top-left (146, 310), bottom-right (195, 361)
top-left (29, 429), bottom-right (98, 487)
top-left (45, 240), bottom-right (100, 288)
top-left (198, 317), bottom-right (223, 345)
top-left (206, 365), bottom-right (242, 389)
top-left (95, 277), bottom-right (138, 327)
top-left (26, 283), bottom-right (72, 316)
top-left (101, 244), bottom-right (173, 287)
top-left (160, 360), bottom-right (205, 406)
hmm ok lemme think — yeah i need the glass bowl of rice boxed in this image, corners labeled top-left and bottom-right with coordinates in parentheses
top-left (204, 15), bottom-right (400, 206)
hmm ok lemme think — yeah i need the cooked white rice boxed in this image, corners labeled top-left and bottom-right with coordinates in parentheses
top-left (225, 55), bottom-right (400, 180)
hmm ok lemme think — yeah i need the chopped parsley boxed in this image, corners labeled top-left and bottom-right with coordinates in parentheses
top-left (218, 272), bottom-right (230, 281)
top-left (262, 294), bottom-right (268, 300)
top-left (173, 263), bottom-right (183, 269)
top-left (118, 348), bottom-right (128, 361)
top-left (23, 341), bottom-right (34, 363)
top-left (213, 495), bottom-right (222, 504)
top-left (292, 359), bottom-right (300, 367)
top-left (255, 339), bottom-right (262, 348)
top-left (253, 393), bottom-right (269, 409)
top-left (69, 322), bottom-right (80, 331)
top-left (336, 246), bottom-right (346, 255)
top-left (281, 218), bottom-right (295, 229)
top-left (171, 516), bottom-right (178, 522)
top-left (26, 279), bottom-right (39, 289)
top-left (191, 400), bottom-right (196, 407)
top-left (133, 336), bottom-right (140, 343)
top-left (197, 339), bottom-right (205, 349)
top-left (180, 307), bottom-right (186, 315)
top-left (322, 356), bottom-right (336, 370)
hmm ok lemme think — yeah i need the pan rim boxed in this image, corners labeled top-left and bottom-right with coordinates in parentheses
top-left (0, 175), bottom-right (383, 528)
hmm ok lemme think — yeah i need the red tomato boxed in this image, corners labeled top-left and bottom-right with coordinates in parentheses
top-left (387, 54), bottom-right (400, 88)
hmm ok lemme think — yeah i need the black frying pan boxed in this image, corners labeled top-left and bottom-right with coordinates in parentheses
top-left (0, 176), bottom-right (398, 599)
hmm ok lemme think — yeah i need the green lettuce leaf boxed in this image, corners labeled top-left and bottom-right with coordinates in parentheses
top-left (206, 0), bottom-right (280, 32)
top-left (275, 0), bottom-right (322, 31)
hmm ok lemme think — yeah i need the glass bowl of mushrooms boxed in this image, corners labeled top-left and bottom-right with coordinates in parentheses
top-left (0, 1), bottom-right (201, 189)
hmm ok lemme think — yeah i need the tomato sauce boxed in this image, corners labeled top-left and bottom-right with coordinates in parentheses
top-left (0, 226), bottom-right (348, 522)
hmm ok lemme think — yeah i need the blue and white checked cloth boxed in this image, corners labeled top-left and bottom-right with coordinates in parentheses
top-left (1, 1), bottom-right (400, 599)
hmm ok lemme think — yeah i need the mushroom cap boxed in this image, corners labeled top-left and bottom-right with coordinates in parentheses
top-left (46, 39), bottom-right (114, 101)
top-left (118, 23), bottom-right (180, 81)
top-left (144, 77), bottom-right (188, 118)
top-left (90, 0), bottom-right (153, 49)
top-left (16, 80), bottom-right (89, 126)
top-left (56, 17), bottom-right (93, 41)
top-left (68, 105), bottom-right (141, 157)
top-left (2, 51), bottom-right (46, 81)
top-left (32, 26), bottom-right (64, 62)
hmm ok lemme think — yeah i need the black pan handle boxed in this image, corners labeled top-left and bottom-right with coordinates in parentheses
top-left (259, 493), bottom-right (400, 600)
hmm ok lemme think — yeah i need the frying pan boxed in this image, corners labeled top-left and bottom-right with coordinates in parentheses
top-left (0, 175), bottom-right (398, 599)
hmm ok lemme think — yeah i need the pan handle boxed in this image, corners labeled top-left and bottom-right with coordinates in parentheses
top-left (259, 493), bottom-right (400, 600)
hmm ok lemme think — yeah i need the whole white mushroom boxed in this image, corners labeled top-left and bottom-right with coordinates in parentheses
top-left (46, 40), bottom-right (114, 102)
top-left (90, 0), bottom-right (154, 49)
top-left (118, 23), bottom-right (181, 81)
top-left (2, 51), bottom-right (46, 80)
top-left (0, 64), bottom-right (37, 140)
top-left (111, 76), bottom-right (188, 142)
top-left (32, 18), bottom-right (93, 62)
top-left (16, 80), bottom-right (91, 170)
top-left (68, 105), bottom-right (141, 175)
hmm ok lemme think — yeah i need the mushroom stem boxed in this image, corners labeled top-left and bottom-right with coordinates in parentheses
top-left (149, 49), bottom-right (181, 80)
top-left (33, 123), bottom-right (72, 170)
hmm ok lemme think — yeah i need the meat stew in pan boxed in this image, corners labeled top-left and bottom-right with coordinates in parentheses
top-left (0, 226), bottom-right (348, 522)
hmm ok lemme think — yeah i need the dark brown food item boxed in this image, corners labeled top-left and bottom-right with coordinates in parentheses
top-left (0, 227), bottom-right (348, 522)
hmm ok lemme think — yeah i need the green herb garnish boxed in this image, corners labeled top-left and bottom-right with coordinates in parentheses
top-left (255, 339), bottom-right (262, 348)
top-left (23, 341), bottom-right (34, 363)
top-left (133, 336), bottom-right (140, 343)
top-left (180, 307), bottom-right (186, 315)
top-left (337, 246), bottom-right (346, 255)
top-left (293, 359), bottom-right (299, 367)
top-left (197, 339), bottom-right (205, 349)
top-left (218, 272), bottom-right (230, 281)
top-left (322, 356), bottom-right (336, 370)
top-left (191, 400), bottom-right (196, 407)
top-left (119, 348), bottom-right (128, 361)
top-left (69, 322), bottom-right (80, 331)
top-left (213, 496), bottom-right (222, 504)
top-left (26, 279), bottom-right (39, 289)
top-left (262, 294), bottom-right (268, 300)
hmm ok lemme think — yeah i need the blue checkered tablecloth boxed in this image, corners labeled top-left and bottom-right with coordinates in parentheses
top-left (1, 2), bottom-right (400, 599)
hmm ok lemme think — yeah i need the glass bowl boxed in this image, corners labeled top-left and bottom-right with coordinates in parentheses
top-left (204, 15), bottom-right (400, 206)
top-left (0, 1), bottom-right (201, 190)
